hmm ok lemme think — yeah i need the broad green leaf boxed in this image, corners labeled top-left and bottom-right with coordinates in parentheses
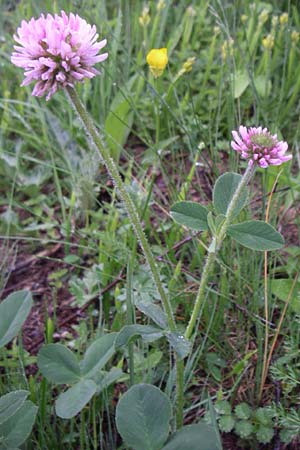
top-left (227, 220), bottom-right (284, 251)
top-left (231, 71), bottom-right (249, 99)
top-left (270, 278), bottom-right (300, 312)
top-left (162, 424), bottom-right (220, 450)
top-left (166, 333), bottom-right (191, 359)
top-left (0, 400), bottom-right (37, 448)
top-left (116, 384), bottom-right (172, 450)
top-left (254, 75), bottom-right (272, 97)
top-left (37, 344), bottom-right (81, 384)
top-left (213, 172), bottom-right (248, 217)
top-left (115, 325), bottom-right (164, 350)
top-left (104, 75), bottom-right (137, 161)
top-left (170, 201), bottom-right (208, 231)
top-left (136, 301), bottom-right (168, 329)
top-left (0, 390), bottom-right (28, 425)
top-left (80, 333), bottom-right (117, 379)
top-left (0, 290), bottom-right (33, 347)
top-left (55, 379), bottom-right (97, 419)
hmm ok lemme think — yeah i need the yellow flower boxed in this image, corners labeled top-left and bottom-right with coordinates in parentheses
top-left (146, 48), bottom-right (168, 78)
top-left (262, 34), bottom-right (274, 50)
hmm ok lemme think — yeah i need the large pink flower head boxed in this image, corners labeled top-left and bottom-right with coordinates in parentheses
top-left (231, 126), bottom-right (292, 168)
top-left (11, 11), bottom-right (108, 100)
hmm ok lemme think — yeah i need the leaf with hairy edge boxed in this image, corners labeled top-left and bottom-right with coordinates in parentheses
top-left (227, 220), bottom-right (284, 251)
top-left (0, 401), bottom-right (37, 448)
top-left (170, 201), bottom-right (209, 231)
top-left (115, 325), bottom-right (164, 350)
top-left (213, 172), bottom-right (248, 217)
top-left (0, 390), bottom-right (29, 425)
top-left (166, 333), bottom-right (191, 359)
top-left (136, 301), bottom-right (168, 329)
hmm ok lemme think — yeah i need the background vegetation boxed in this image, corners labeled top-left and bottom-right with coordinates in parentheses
top-left (0, 0), bottom-right (299, 448)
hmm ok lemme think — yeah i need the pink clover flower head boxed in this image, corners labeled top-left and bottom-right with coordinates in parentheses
top-left (11, 11), bottom-right (108, 100)
top-left (231, 126), bottom-right (292, 168)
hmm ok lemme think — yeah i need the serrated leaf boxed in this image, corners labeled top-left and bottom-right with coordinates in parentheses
top-left (235, 403), bottom-right (252, 420)
top-left (256, 425), bottom-right (274, 444)
top-left (136, 301), bottom-right (168, 329)
top-left (55, 379), bottom-right (97, 419)
top-left (116, 384), bottom-right (172, 450)
top-left (215, 400), bottom-right (232, 415)
top-left (213, 172), bottom-right (248, 217)
top-left (166, 333), bottom-right (191, 359)
top-left (80, 333), bottom-right (117, 379)
top-left (0, 390), bottom-right (28, 425)
top-left (37, 344), bottom-right (81, 384)
top-left (227, 220), bottom-right (284, 251)
top-left (219, 415), bottom-right (235, 433)
top-left (115, 325), bottom-right (164, 350)
top-left (0, 290), bottom-right (33, 348)
top-left (162, 423), bottom-right (220, 450)
top-left (0, 400), bottom-right (37, 448)
top-left (235, 420), bottom-right (254, 438)
top-left (170, 201), bottom-right (209, 231)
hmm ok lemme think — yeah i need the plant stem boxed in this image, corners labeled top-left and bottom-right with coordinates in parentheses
top-left (175, 358), bottom-right (185, 428)
top-left (185, 163), bottom-right (255, 340)
top-left (65, 86), bottom-right (176, 334)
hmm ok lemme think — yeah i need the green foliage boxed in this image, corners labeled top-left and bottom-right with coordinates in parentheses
top-left (116, 384), bottom-right (172, 450)
top-left (0, 393), bottom-right (37, 450)
top-left (227, 220), bottom-right (285, 251)
top-left (116, 384), bottom-right (220, 450)
top-left (170, 201), bottom-right (209, 231)
top-left (0, 290), bottom-right (33, 347)
top-left (38, 333), bottom-right (121, 418)
top-left (213, 172), bottom-right (248, 217)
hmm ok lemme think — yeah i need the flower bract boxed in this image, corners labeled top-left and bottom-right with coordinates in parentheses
top-left (11, 11), bottom-right (108, 100)
top-left (146, 48), bottom-right (168, 78)
top-left (231, 126), bottom-right (292, 168)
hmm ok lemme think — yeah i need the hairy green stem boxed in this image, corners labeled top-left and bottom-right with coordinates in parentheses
top-left (185, 164), bottom-right (255, 340)
top-left (175, 358), bottom-right (185, 428)
top-left (65, 86), bottom-right (176, 334)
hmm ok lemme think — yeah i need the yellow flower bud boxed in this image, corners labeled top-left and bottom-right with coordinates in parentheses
top-left (157, 0), bottom-right (165, 11)
top-left (292, 30), bottom-right (299, 44)
top-left (187, 5), bottom-right (196, 17)
top-left (182, 57), bottom-right (196, 73)
top-left (241, 14), bottom-right (248, 23)
top-left (262, 34), bottom-right (274, 50)
top-left (258, 9), bottom-right (269, 26)
top-left (221, 39), bottom-right (234, 61)
top-left (146, 48), bottom-right (168, 78)
top-left (139, 6), bottom-right (150, 27)
top-left (271, 15), bottom-right (278, 28)
top-left (280, 13), bottom-right (288, 26)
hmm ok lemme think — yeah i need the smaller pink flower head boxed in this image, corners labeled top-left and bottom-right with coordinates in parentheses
top-left (231, 126), bottom-right (292, 168)
top-left (11, 11), bottom-right (108, 100)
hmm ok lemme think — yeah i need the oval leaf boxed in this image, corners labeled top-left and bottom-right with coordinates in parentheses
top-left (115, 325), bottom-right (163, 350)
top-left (0, 290), bottom-right (33, 347)
top-left (55, 379), bottom-right (97, 419)
top-left (170, 201), bottom-right (208, 231)
top-left (80, 333), bottom-right (117, 379)
top-left (166, 333), bottom-right (191, 360)
top-left (37, 344), bottom-right (81, 384)
top-left (213, 172), bottom-right (248, 217)
top-left (227, 220), bottom-right (284, 251)
top-left (116, 384), bottom-right (172, 450)
top-left (136, 301), bottom-right (168, 329)
top-left (162, 424), bottom-right (220, 450)
top-left (0, 400), bottom-right (37, 448)
top-left (0, 390), bottom-right (29, 425)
